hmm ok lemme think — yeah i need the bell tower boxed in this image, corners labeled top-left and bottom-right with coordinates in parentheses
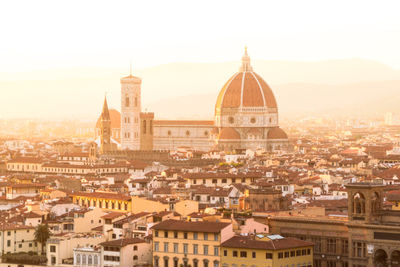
top-left (346, 183), bottom-right (384, 223)
top-left (120, 69), bottom-right (142, 150)
top-left (100, 96), bottom-right (112, 154)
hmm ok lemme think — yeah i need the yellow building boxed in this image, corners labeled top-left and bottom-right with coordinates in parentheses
top-left (151, 219), bottom-right (234, 267)
top-left (71, 192), bottom-right (132, 212)
top-left (221, 235), bottom-right (313, 267)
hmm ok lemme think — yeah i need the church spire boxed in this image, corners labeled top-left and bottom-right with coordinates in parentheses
top-left (100, 95), bottom-right (112, 154)
top-left (101, 96), bottom-right (110, 121)
top-left (239, 46), bottom-right (253, 72)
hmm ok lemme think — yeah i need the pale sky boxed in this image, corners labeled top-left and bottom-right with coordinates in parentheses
top-left (1, 0), bottom-right (400, 120)
top-left (1, 0), bottom-right (400, 72)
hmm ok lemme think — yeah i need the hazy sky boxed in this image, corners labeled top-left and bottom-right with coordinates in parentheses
top-left (1, 0), bottom-right (400, 73)
top-left (2, 0), bottom-right (400, 120)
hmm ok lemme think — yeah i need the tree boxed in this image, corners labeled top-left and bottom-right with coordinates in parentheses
top-left (34, 224), bottom-right (51, 254)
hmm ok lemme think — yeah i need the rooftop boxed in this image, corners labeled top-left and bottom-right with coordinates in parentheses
top-left (151, 219), bottom-right (230, 233)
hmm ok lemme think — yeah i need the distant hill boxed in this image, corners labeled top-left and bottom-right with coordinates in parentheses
top-left (1, 59), bottom-right (400, 119)
top-left (147, 80), bottom-right (400, 119)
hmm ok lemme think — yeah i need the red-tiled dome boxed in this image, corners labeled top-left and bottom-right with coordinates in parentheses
top-left (218, 128), bottom-right (241, 140)
top-left (215, 48), bottom-right (277, 111)
top-left (267, 127), bottom-right (288, 139)
top-left (96, 109), bottom-right (121, 129)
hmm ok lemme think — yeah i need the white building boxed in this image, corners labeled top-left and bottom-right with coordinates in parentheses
top-left (73, 247), bottom-right (101, 267)
top-left (120, 74), bottom-right (142, 150)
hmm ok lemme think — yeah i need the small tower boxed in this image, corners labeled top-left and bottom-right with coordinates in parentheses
top-left (100, 96), bottom-right (112, 154)
top-left (120, 68), bottom-right (142, 150)
top-left (88, 141), bottom-right (97, 163)
top-left (239, 46), bottom-right (253, 72)
top-left (346, 182), bottom-right (384, 223)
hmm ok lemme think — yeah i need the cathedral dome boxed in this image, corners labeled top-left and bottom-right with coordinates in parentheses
top-left (218, 127), bottom-right (240, 140)
top-left (215, 48), bottom-right (277, 111)
top-left (267, 127), bottom-right (288, 139)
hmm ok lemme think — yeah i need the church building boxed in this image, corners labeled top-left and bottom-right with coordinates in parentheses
top-left (96, 48), bottom-right (289, 152)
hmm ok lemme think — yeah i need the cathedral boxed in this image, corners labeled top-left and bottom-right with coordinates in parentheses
top-left (96, 48), bottom-right (289, 152)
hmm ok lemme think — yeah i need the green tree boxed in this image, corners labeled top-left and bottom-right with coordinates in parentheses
top-left (34, 224), bottom-right (51, 254)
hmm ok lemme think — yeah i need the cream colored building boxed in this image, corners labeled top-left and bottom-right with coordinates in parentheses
top-left (74, 207), bottom-right (106, 233)
top-left (151, 220), bottom-right (234, 267)
top-left (99, 238), bottom-right (152, 267)
top-left (47, 233), bottom-right (105, 266)
top-left (0, 224), bottom-right (40, 255)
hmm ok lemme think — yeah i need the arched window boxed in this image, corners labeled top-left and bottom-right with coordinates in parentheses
top-left (353, 193), bottom-right (365, 214)
top-left (167, 130), bottom-right (172, 136)
top-left (135, 97), bottom-right (138, 107)
top-left (229, 117), bottom-right (234, 124)
top-left (88, 255), bottom-right (92, 265)
top-left (125, 95), bottom-right (130, 107)
top-left (133, 245), bottom-right (138, 251)
top-left (193, 259), bottom-right (198, 267)
top-left (133, 255), bottom-right (138, 260)
top-left (143, 120), bottom-right (147, 134)
top-left (93, 255), bottom-right (98, 265)
top-left (76, 254), bottom-right (81, 264)
top-left (82, 255), bottom-right (86, 265)
top-left (371, 192), bottom-right (380, 214)
top-left (186, 130), bottom-right (190, 136)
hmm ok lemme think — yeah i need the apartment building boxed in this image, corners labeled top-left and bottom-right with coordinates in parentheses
top-left (151, 220), bottom-right (234, 267)
top-left (0, 223), bottom-right (39, 255)
top-left (99, 238), bottom-right (152, 267)
top-left (221, 235), bottom-right (313, 267)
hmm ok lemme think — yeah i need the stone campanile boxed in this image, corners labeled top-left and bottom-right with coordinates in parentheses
top-left (100, 96), bottom-right (112, 153)
top-left (120, 73), bottom-right (142, 150)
